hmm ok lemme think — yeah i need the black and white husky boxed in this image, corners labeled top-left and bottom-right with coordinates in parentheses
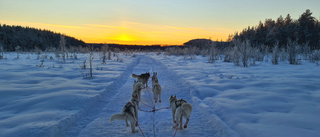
top-left (110, 94), bottom-right (140, 133)
top-left (169, 95), bottom-right (193, 129)
top-left (152, 72), bottom-right (162, 103)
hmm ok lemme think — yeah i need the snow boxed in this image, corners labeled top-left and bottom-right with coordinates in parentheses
top-left (0, 52), bottom-right (320, 137)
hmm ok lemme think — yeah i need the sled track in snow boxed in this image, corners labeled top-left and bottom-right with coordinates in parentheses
top-left (147, 55), bottom-right (239, 137)
top-left (59, 55), bottom-right (238, 137)
top-left (47, 57), bottom-right (141, 137)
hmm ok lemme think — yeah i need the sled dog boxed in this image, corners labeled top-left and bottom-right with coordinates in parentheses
top-left (132, 72), bottom-right (150, 88)
top-left (152, 72), bottom-right (159, 83)
top-left (169, 95), bottom-right (193, 129)
top-left (132, 80), bottom-right (143, 102)
top-left (152, 72), bottom-right (162, 103)
top-left (110, 94), bottom-right (140, 133)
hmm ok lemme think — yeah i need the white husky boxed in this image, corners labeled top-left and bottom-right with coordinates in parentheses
top-left (152, 72), bottom-right (162, 103)
top-left (132, 80), bottom-right (143, 102)
top-left (110, 94), bottom-right (140, 133)
top-left (169, 95), bottom-right (193, 129)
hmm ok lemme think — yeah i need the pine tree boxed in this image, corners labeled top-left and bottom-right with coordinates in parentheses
top-left (298, 9), bottom-right (316, 46)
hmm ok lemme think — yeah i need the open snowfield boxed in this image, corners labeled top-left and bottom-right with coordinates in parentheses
top-left (0, 52), bottom-right (320, 137)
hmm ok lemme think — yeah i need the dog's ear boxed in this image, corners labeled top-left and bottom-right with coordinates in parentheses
top-left (174, 95), bottom-right (176, 98)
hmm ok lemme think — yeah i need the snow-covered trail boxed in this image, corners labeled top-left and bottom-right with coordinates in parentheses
top-left (63, 54), bottom-right (237, 137)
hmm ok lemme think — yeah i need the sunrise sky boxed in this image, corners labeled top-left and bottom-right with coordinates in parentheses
top-left (1, 0), bottom-right (320, 45)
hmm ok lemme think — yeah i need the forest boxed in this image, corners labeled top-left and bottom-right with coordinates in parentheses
top-left (232, 9), bottom-right (320, 50)
top-left (0, 24), bottom-right (86, 51)
top-left (0, 9), bottom-right (320, 56)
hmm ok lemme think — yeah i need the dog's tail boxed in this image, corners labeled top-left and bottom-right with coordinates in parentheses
top-left (132, 74), bottom-right (139, 78)
top-left (110, 113), bottom-right (126, 122)
top-left (182, 103), bottom-right (193, 118)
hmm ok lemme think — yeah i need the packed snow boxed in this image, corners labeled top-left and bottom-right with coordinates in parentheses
top-left (0, 52), bottom-right (319, 137)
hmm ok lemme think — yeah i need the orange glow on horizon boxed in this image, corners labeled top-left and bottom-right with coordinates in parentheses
top-left (0, 20), bottom-right (231, 45)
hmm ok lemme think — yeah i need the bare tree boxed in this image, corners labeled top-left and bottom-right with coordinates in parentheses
top-left (59, 35), bottom-right (66, 63)
top-left (88, 45), bottom-right (94, 77)
top-left (101, 44), bottom-right (109, 64)
top-left (0, 43), bottom-right (4, 59)
top-left (271, 42), bottom-right (280, 65)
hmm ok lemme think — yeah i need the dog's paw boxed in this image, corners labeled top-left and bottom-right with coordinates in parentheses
top-left (159, 100), bottom-right (161, 103)
top-left (184, 125), bottom-right (187, 128)
top-left (173, 121), bottom-right (176, 124)
top-left (132, 129), bottom-right (139, 133)
top-left (126, 124), bottom-right (129, 127)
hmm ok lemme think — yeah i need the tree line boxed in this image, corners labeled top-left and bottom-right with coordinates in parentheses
top-left (232, 9), bottom-right (320, 50)
top-left (0, 24), bottom-right (86, 51)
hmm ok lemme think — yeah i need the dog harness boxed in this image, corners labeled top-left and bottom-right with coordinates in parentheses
top-left (176, 99), bottom-right (187, 108)
top-left (171, 99), bottom-right (187, 108)
top-left (124, 102), bottom-right (137, 117)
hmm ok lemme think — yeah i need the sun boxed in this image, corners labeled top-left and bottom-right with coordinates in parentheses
top-left (115, 34), bottom-right (135, 42)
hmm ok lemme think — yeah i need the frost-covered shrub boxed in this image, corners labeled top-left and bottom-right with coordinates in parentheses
top-left (227, 40), bottom-right (264, 67)
top-left (271, 44), bottom-right (279, 65)
top-left (231, 40), bottom-right (252, 67)
top-left (0, 44), bottom-right (4, 59)
top-left (156, 50), bottom-right (162, 56)
top-left (309, 50), bottom-right (320, 63)
top-left (59, 35), bottom-right (67, 63)
top-left (208, 45), bottom-right (218, 63)
top-left (15, 46), bottom-right (21, 59)
top-left (223, 47), bottom-right (233, 62)
top-left (81, 60), bottom-right (87, 69)
top-left (250, 48), bottom-right (262, 66)
top-left (279, 47), bottom-right (288, 62)
top-left (108, 50), bottom-right (112, 60)
top-left (113, 54), bottom-right (123, 62)
top-left (88, 48), bottom-right (94, 77)
top-left (101, 44), bottom-right (108, 64)
top-left (287, 40), bottom-right (301, 65)
top-left (36, 60), bottom-right (44, 67)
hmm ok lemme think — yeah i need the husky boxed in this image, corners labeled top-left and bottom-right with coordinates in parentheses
top-left (152, 72), bottom-right (158, 83)
top-left (132, 72), bottom-right (150, 88)
top-left (132, 80), bottom-right (143, 102)
top-left (152, 72), bottom-right (162, 103)
top-left (152, 82), bottom-right (162, 103)
top-left (110, 94), bottom-right (140, 133)
top-left (169, 95), bottom-right (193, 129)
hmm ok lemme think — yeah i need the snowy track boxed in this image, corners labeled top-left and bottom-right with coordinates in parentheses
top-left (2, 53), bottom-right (319, 137)
top-left (62, 55), bottom-right (236, 137)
